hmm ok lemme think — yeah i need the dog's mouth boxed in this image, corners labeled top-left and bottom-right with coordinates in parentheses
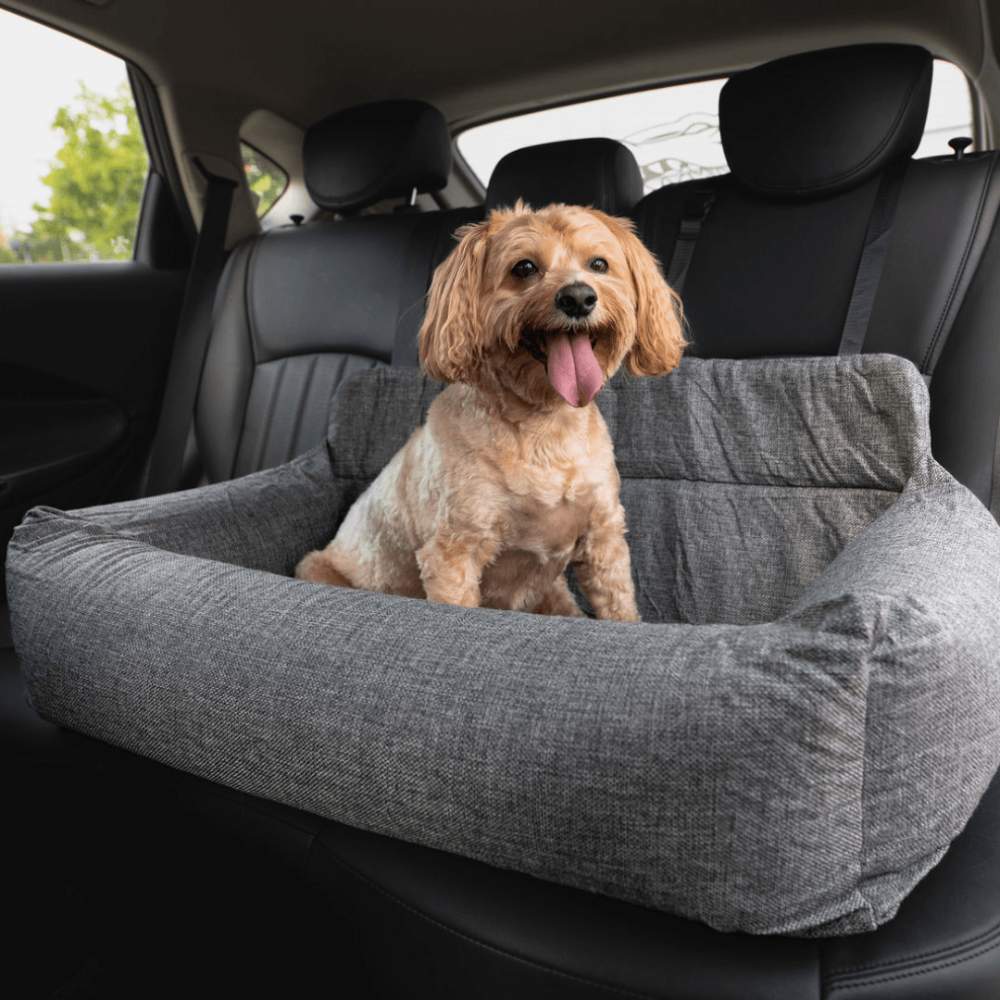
top-left (519, 327), bottom-right (604, 408)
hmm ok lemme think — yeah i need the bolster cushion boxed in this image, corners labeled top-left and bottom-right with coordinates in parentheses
top-left (7, 356), bottom-right (1000, 936)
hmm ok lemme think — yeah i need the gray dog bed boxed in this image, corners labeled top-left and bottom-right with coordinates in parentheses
top-left (8, 356), bottom-right (1000, 936)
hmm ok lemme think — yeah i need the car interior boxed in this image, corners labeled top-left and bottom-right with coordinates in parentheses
top-left (5, 1), bottom-right (1000, 997)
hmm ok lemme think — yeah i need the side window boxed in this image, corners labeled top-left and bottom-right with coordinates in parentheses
top-left (458, 59), bottom-right (975, 196)
top-left (241, 142), bottom-right (289, 219)
top-left (0, 8), bottom-right (149, 264)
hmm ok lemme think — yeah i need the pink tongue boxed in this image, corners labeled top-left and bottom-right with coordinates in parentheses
top-left (545, 332), bottom-right (604, 407)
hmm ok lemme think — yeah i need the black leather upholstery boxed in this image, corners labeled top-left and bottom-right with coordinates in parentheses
top-left (486, 137), bottom-right (644, 213)
top-left (720, 44), bottom-right (932, 198)
top-left (304, 99), bottom-right (451, 213)
top-left (195, 96), bottom-right (481, 481)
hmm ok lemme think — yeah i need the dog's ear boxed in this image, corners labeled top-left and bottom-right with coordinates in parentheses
top-left (600, 213), bottom-right (686, 376)
top-left (419, 219), bottom-right (490, 382)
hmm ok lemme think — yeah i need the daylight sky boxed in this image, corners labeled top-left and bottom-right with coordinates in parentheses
top-left (0, 7), bottom-right (127, 233)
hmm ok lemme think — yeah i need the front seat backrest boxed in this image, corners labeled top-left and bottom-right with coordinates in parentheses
top-left (634, 44), bottom-right (1000, 506)
top-left (485, 137), bottom-right (644, 215)
top-left (194, 100), bottom-right (478, 482)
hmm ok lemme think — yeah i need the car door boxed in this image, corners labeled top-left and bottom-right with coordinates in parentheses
top-left (0, 9), bottom-right (191, 591)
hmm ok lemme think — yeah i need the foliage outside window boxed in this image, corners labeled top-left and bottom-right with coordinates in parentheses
top-left (0, 7), bottom-right (149, 264)
top-left (241, 143), bottom-right (288, 218)
top-left (0, 82), bottom-right (147, 263)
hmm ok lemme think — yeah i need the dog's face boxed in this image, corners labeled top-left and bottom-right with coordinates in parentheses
top-left (418, 202), bottom-right (685, 408)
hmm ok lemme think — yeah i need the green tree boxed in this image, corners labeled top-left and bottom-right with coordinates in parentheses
top-left (241, 142), bottom-right (287, 218)
top-left (16, 82), bottom-right (147, 262)
top-left (0, 235), bottom-right (18, 264)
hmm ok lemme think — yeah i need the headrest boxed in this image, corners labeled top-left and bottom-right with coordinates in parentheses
top-left (720, 44), bottom-right (932, 199)
top-left (485, 138), bottom-right (643, 214)
top-left (304, 99), bottom-right (451, 212)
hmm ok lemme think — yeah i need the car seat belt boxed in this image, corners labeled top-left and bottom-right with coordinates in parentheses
top-left (393, 215), bottom-right (448, 367)
top-left (837, 161), bottom-right (907, 360)
top-left (666, 188), bottom-right (716, 293)
top-left (142, 163), bottom-right (237, 496)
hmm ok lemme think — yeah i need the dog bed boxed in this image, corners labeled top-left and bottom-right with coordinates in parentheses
top-left (8, 355), bottom-right (1000, 936)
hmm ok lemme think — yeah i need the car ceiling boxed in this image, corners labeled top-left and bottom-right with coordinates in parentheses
top-left (6, 0), bottom-right (1000, 237)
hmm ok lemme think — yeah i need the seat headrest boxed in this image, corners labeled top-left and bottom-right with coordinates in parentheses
top-left (303, 99), bottom-right (451, 213)
top-left (485, 138), bottom-right (643, 214)
top-left (720, 44), bottom-right (932, 199)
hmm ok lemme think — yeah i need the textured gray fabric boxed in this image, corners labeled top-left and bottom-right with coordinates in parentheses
top-left (7, 355), bottom-right (1000, 937)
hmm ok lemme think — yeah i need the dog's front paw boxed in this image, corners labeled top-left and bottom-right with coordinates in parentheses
top-left (295, 551), bottom-right (353, 588)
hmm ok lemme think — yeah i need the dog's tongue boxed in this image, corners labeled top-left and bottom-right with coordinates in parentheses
top-left (545, 331), bottom-right (603, 407)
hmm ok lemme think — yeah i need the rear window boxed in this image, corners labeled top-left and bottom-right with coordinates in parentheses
top-left (458, 59), bottom-right (974, 197)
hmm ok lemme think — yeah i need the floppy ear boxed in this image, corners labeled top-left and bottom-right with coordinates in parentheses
top-left (418, 220), bottom-right (490, 382)
top-left (601, 213), bottom-right (686, 376)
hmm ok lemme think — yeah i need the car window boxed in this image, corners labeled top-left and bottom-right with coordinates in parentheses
top-left (241, 142), bottom-right (289, 218)
top-left (0, 8), bottom-right (149, 263)
top-left (458, 59), bottom-right (975, 196)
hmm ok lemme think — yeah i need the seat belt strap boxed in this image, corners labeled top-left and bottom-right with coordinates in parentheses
top-left (393, 216), bottom-right (449, 367)
top-left (143, 163), bottom-right (237, 496)
top-left (666, 188), bottom-right (716, 293)
top-left (837, 162), bottom-right (907, 359)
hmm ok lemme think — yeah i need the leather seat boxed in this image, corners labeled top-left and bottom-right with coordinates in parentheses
top-left (195, 99), bottom-right (480, 481)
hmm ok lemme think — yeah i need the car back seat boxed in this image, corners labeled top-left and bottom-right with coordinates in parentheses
top-left (634, 43), bottom-right (1000, 508)
top-left (194, 99), bottom-right (480, 482)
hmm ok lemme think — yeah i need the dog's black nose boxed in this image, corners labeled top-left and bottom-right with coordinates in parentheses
top-left (555, 282), bottom-right (597, 318)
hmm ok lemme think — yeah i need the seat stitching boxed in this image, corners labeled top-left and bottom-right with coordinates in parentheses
top-left (827, 919), bottom-right (1000, 976)
top-left (920, 150), bottom-right (999, 374)
top-left (287, 353), bottom-right (320, 462)
top-left (825, 931), bottom-right (1000, 994)
top-left (231, 236), bottom-right (265, 479)
top-left (312, 838), bottom-right (664, 1000)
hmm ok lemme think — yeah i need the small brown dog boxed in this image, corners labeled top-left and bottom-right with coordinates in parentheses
top-left (296, 202), bottom-right (684, 619)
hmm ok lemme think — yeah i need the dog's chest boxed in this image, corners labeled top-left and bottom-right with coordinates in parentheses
top-left (500, 459), bottom-right (598, 558)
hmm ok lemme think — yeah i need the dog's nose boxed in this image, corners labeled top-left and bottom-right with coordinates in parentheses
top-left (555, 282), bottom-right (597, 319)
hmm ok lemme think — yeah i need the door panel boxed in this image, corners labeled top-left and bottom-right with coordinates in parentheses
top-left (1, 261), bottom-right (186, 591)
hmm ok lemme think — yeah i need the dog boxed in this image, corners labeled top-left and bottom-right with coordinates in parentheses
top-left (295, 202), bottom-right (685, 620)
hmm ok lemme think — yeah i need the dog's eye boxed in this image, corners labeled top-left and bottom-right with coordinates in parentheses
top-left (511, 259), bottom-right (538, 279)
top-left (589, 257), bottom-right (609, 274)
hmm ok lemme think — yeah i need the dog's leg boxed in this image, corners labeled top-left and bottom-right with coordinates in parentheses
top-left (573, 505), bottom-right (640, 622)
top-left (417, 533), bottom-right (498, 607)
top-left (295, 550), bottom-right (354, 588)
top-left (534, 575), bottom-right (585, 618)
